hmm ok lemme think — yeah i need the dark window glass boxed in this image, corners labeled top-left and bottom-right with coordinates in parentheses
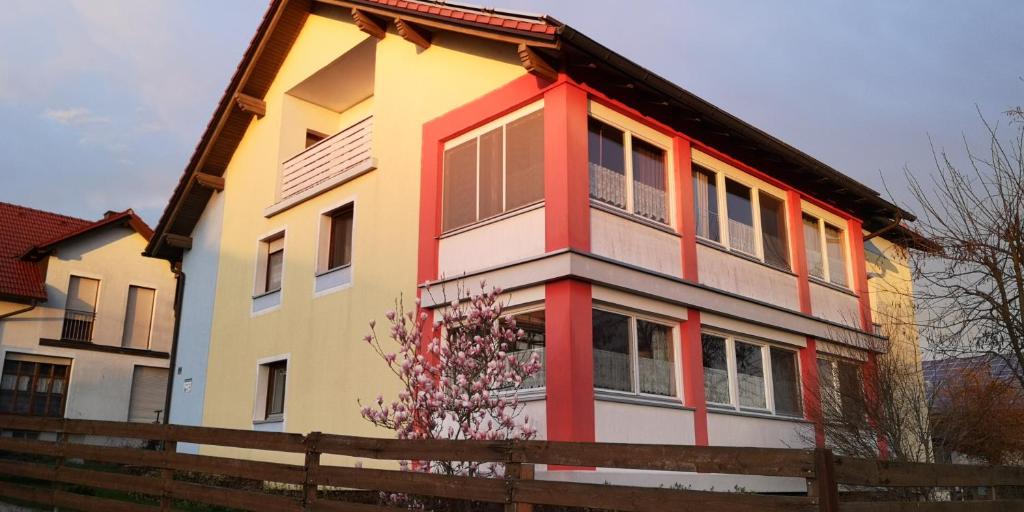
top-left (266, 361), bottom-right (287, 418)
top-left (592, 310), bottom-right (631, 392)
top-left (759, 192), bottom-right (789, 269)
top-left (632, 139), bottom-right (667, 223)
top-left (726, 179), bottom-right (755, 254)
top-left (0, 358), bottom-right (70, 417)
top-left (513, 311), bottom-right (546, 389)
top-left (588, 119), bottom-right (626, 208)
top-left (838, 361), bottom-right (865, 422)
top-left (328, 207), bottom-right (354, 270)
top-left (702, 334), bottom-right (730, 404)
top-left (637, 320), bottom-right (674, 396)
top-left (442, 139), bottom-right (478, 231)
top-left (305, 130), bottom-right (326, 149)
top-left (266, 249), bottom-right (283, 292)
top-left (825, 224), bottom-right (848, 286)
top-left (735, 341), bottom-right (766, 409)
top-left (505, 109), bottom-right (545, 209)
top-left (804, 215), bottom-right (825, 279)
top-left (693, 167), bottom-right (720, 242)
top-left (770, 348), bottom-right (801, 416)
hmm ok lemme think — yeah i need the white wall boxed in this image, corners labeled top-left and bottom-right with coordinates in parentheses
top-left (595, 400), bottom-right (694, 445)
top-left (590, 208), bottom-right (682, 277)
top-left (696, 243), bottom-right (800, 311)
top-left (809, 281), bottom-right (860, 327)
top-left (437, 206), bottom-right (546, 278)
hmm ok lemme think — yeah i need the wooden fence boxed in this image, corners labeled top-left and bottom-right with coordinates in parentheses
top-left (0, 414), bottom-right (1021, 511)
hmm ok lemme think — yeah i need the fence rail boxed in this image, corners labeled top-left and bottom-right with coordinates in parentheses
top-left (0, 415), bottom-right (1021, 511)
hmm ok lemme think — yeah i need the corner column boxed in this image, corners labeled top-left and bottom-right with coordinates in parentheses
top-left (542, 79), bottom-right (595, 447)
top-left (787, 190), bottom-right (825, 446)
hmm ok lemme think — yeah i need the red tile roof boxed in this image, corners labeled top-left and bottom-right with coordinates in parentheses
top-left (0, 203), bottom-right (154, 302)
top-left (0, 203), bottom-right (91, 301)
top-left (363, 0), bottom-right (557, 35)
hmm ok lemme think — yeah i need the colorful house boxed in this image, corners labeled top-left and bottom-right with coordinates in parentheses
top-left (146, 0), bottom-right (928, 488)
top-left (0, 203), bottom-right (176, 433)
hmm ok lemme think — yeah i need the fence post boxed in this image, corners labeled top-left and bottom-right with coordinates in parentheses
top-left (504, 439), bottom-right (532, 512)
top-left (160, 423), bottom-right (176, 511)
top-left (53, 419), bottom-right (69, 504)
top-left (810, 448), bottom-right (838, 512)
top-left (303, 432), bottom-right (322, 510)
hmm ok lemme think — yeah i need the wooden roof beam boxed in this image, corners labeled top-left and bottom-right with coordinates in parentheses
top-left (395, 18), bottom-right (431, 49)
top-left (161, 233), bottom-right (193, 251)
top-left (233, 92), bottom-right (266, 118)
top-left (517, 44), bottom-right (557, 82)
top-left (352, 8), bottom-right (386, 39)
top-left (192, 172), bottom-right (225, 192)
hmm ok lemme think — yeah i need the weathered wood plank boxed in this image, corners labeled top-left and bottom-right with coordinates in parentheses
top-left (834, 456), bottom-right (1024, 487)
top-left (316, 466), bottom-right (506, 503)
top-left (840, 501), bottom-right (1024, 512)
top-left (168, 480), bottom-right (303, 512)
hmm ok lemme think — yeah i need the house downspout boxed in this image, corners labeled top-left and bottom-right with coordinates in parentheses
top-left (162, 262), bottom-right (185, 425)
top-left (0, 300), bottom-right (38, 320)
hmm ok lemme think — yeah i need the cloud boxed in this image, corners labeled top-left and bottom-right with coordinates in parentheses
top-left (42, 107), bottom-right (109, 126)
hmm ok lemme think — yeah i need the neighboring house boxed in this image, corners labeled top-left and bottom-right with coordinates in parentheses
top-left (0, 203), bottom-right (176, 431)
top-left (144, 0), bottom-right (928, 490)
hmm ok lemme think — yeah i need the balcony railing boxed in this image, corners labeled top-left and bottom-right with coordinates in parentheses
top-left (60, 309), bottom-right (95, 342)
top-left (279, 116), bottom-right (373, 202)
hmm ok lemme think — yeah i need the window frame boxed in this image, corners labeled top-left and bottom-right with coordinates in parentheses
top-left (587, 116), bottom-right (672, 226)
top-left (441, 101), bottom-right (545, 233)
top-left (264, 360), bottom-right (287, 420)
top-left (802, 213), bottom-right (851, 288)
top-left (692, 164), bottom-right (792, 271)
top-left (507, 307), bottom-right (547, 392)
top-left (700, 329), bottom-right (803, 417)
top-left (253, 231), bottom-right (286, 298)
top-left (816, 355), bottom-right (866, 421)
top-left (253, 355), bottom-right (289, 424)
top-left (121, 284), bottom-right (157, 350)
top-left (0, 356), bottom-right (71, 418)
top-left (592, 305), bottom-right (679, 399)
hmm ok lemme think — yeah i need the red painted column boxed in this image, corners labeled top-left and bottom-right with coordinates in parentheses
top-left (675, 137), bottom-right (698, 282)
top-left (847, 218), bottom-right (873, 331)
top-left (680, 310), bottom-right (708, 445)
top-left (542, 78), bottom-right (595, 450)
top-left (787, 190), bottom-right (825, 446)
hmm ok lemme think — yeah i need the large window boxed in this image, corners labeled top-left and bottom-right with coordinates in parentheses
top-left (803, 214), bottom-right (849, 287)
top-left (593, 309), bottom-right (675, 397)
top-left (62, 275), bottom-right (99, 342)
top-left (511, 310), bottom-right (546, 389)
top-left (701, 332), bottom-right (802, 417)
top-left (442, 108), bottom-right (544, 231)
top-left (818, 357), bottom-right (865, 422)
top-left (588, 118), bottom-right (669, 224)
top-left (0, 355), bottom-right (70, 417)
top-left (121, 285), bottom-right (155, 349)
top-left (693, 165), bottom-right (791, 271)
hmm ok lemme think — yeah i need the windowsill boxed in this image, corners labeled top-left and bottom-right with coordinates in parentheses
top-left (589, 200), bottom-right (678, 236)
top-left (809, 276), bottom-right (857, 297)
top-left (253, 288), bottom-right (282, 300)
top-left (594, 389), bottom-right (690, 410)
top-left (439, 201), bottom-right (544, 239)
top-left (252, 289), bottom-right (282, 315)
top-left (706, 406), bottom-right (811, 424)
top-left (253, 416), bottom-right (284, 425)
top-left (316, 263), bottom-right (351, 278)
top-left (695, 237), bottom-right (798, 277)
top-left (314, 265), bottom-right (353, 296)
top-left (38, 338), bottom-right (170, 359)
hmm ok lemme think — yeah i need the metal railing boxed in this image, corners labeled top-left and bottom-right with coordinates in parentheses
top-left (60, 309), bottom-right (95, 342)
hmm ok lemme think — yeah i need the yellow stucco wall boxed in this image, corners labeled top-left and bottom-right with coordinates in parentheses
top-left (199, 12), bottom-right (527, 453)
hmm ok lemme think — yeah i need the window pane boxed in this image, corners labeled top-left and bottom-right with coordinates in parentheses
top-left (478, 127), bottom-right (504, 220)
top-left (592, 310), bottom-right (631, 392)
top-left (328, 207), bottom-right (354, 270)
top-left (266, 249), bottom-right (284, 292)
top-left (637, 320), bottom-right (674, 396)
top-left (442, 139), bottom-right (478, 231)
top-left (702, 334), bottom-right (730, 404)
top-left (838, 361), bottom-right (865, 422)
top-left (726, 180), bottom-right (755, 255)
top-left (513, 311), bottom-right (546, 389)
top-left (268, 363), bottom-right (287, 417)
top-left (122, 286), bottom-right (155, 349)
top-left (825, 224), bottom-right (848, 286)
top-left (632, 139), bottom-right (667, 223)
top-left (305, 130), bottom-right (325, 149)
top-left (735, 341), bottom-right (766, 409)
top-left (588, 119), bottom-right (626, 209)
top-left (505, 109), bottom-right (545, 209)
top-left (693, 167), bottom-right (720, 242)
top-left (803, 215), bottom-right (825, 279)
top-left (770, 348), bottom-right (801, 416)
top-left (759, 192), bottom-right (789, 269)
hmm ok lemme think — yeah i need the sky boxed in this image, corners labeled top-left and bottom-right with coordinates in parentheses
top-left (0, 0), bottom-right (1021, 226)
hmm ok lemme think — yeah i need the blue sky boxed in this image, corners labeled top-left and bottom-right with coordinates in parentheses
top-left (0, 0), bottom-right (1021, 225)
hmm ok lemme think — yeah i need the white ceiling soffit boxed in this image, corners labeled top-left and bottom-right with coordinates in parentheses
top-left (287, 37), bottom-right (376, 112)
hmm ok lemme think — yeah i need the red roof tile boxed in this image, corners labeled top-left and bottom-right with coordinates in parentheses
top-left (0, 203), bottom-right (91, 301)
top-left (0, 204), bottom-right (153, 302)
top-left (359, 0), bottom-right (558, 36)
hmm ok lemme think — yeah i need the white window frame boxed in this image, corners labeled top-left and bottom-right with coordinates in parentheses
top-left (803, 214), bottom-right (851, 288)
top-left (701, 330), bottom-right (802, 417)
top-left (587, 116), bottom-right (672, 226)
top-left (253, 230), bottom-right (287, 297)
top-left (121, 283), bottom-right (158, 350)
top-left (253, 354), bottom-right (289, 425)
top-left (442, 100), bottom-right (545, 233)
top-left (693, 165), bottom-right (792, 271)
top-left (592, 305), bottom-right (680, 399)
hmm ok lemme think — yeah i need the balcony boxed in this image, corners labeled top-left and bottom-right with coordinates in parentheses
top-left (265, 116), bottom-right (376, 217)
top-left (60, 309), bottom-right (95, 342)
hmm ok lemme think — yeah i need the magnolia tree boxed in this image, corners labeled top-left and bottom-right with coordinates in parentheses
top-left (359, 282), bottom-right (542, 478)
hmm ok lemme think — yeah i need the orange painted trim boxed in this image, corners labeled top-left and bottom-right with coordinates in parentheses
top-left (417, 73), bottom-right (558, 285)
top-left (675, 137), bottom-right (698, 282)
top-left (545, 279), bottom-right (596, 465)
top-left (799, 336), bottom-right (825, 447)
top-left (680, 310), bottom-right (708, 445)
top-left (787, 190), bottom-right (812, 315)
top-left (543, 79), bottom-right (590, 252)
top-left (847, 218), bottom-right (873, 331)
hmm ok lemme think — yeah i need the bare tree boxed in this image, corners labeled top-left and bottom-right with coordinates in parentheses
top-left (906, 108), bottom-right (1024, 388)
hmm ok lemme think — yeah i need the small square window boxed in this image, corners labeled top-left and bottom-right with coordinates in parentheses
top-left (327, 206), bottom-right (353, 271)
top-left (263, 360), bottom-right (287, 420)
top-left (256, 234), bottom-right (285, 296)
